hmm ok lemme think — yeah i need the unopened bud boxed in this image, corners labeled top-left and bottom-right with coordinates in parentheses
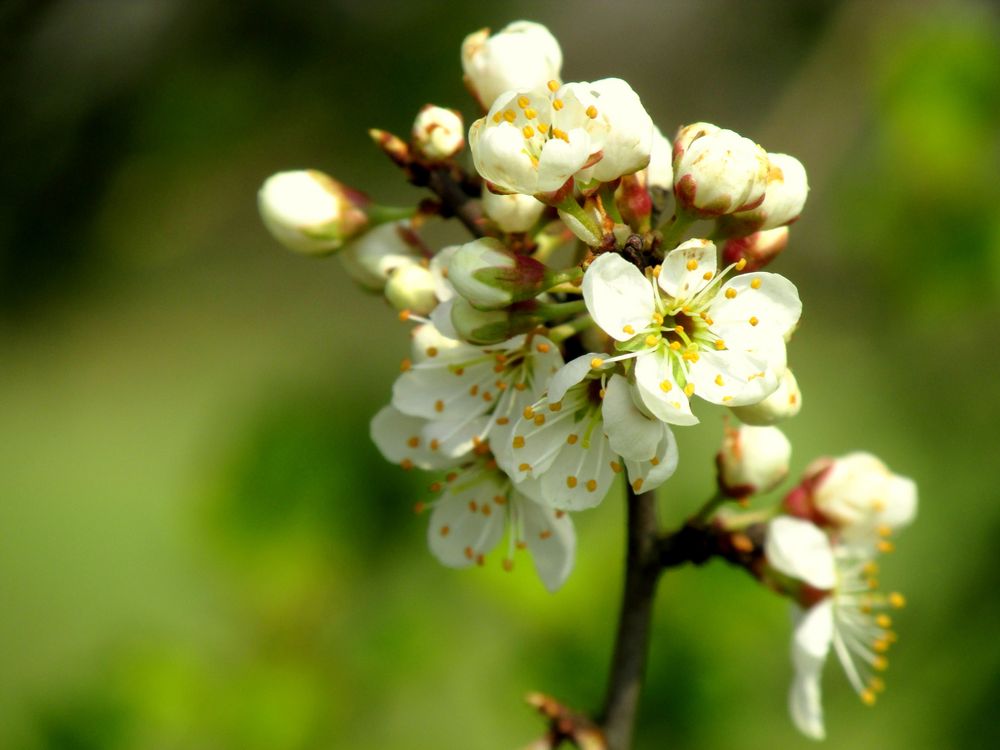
top-left (730, 367), bottom-right (801, 425)
top-left (718, 153), bottom-right (809, 236)
top-left (258, 170), bottom-right (369, 255)
top-left (718, 424), bottom-right (792, 498)
top-left (384, 263), bottom-right (437, 315)
top-left (481, 188), bottom-right (545, 233)
top-left (450, 297), bottom-right (543, 345)
top-left (448, 238), bottom-right (548, 310)
top-left (412, 105), bottom-right (464, 161)
top-left (461, 21), bottom-right (562, 109)
top-left (338, 222), bottom-right (421, 291)
top-left (671, 122), bottom-right (720, 164)
top-left (643, 124), bottom-right (675, 193)
top-left (721, 227), bottom-right (790, 272)
top-left (673, 127), bottom-right (768, 217)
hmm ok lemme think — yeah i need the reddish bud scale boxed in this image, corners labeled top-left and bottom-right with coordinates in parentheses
top-left (618, 173), bottom-right (653, 226)
top-left (721, 228), bottom-right (789, 272)
top-left (782, 461), bottom-right (836, 527)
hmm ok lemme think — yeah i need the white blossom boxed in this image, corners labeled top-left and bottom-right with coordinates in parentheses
top-left (412, 105), bottom-right (465, 161)
top-left (582, 244), bottom-right (801, 426)
top-left (497, 358), bottom-right (678, 510)
top-left (766, 517), bottom-right (907, 740)
top-left (481, 187), bottom-right (546, 233)
top-left (673, 127), bottom-right (769, 217)
top-left (462, 21), bottom-right (563, 110)
top-left (258, 170), bottom-right (368, 255)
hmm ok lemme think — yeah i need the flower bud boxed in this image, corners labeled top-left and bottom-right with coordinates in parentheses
top-left (717, 153), bottom-right (809, 236)
top-left (448, 238), bottom-right (548, 310)
top-left (671, 122), bottom-right (720, 163)
top-left (643, 124), bottom-right (674, 193)
top-left (729, 367), bottom-right (801, 425)
top-left (481, 187), bottom-right (545, 233)
top-left (384, 262), bottom-right (437, 315)
top-left (450, 297), bottom-right (543, 345)
top-left (718, 424), bottom-right (792, 498)
top-left (337, 222), bottom-right (421, 291)
top-left (411, 105), bottom-right (464, 161)
top-left (721, 226), bottom-right (790, 272)
top-left (784, 453), bottom-right (917, 545)
top-left (673, 127), bottom-right (768, 217)
top-left (461, 21), bottom-right (562, 109)
top-left (258, 170), bottom-right (369, 255)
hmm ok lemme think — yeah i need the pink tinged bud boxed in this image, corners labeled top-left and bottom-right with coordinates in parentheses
top-left (448, 238), bottom-right (548, 310)
top-left (729, 367), bottom-right (801, 425)
top-left (717, 153), bottom-right (809, 236)
top-left (412, 105), bottom-right (465, 161)
top-left (671, 122), bottom-right (720, 164)
top-left (782, 458), bottom-right (836, 525)
top-left (672, 127), bottom-right (769, 218)
top-left (258, 170), bottom-right (370, 255)
top-left (810, 453), bottom-right (918, 536)
top-left (384, 263), bottom-right (437, 315)
top-left (721, 226), bottom-right (790, 272)
top-left (617, 174), bottom-right (653, 227)
top-left (461, 21), bottom-right (563, 109)
top-left (718, 424), bottom-right (792, 498)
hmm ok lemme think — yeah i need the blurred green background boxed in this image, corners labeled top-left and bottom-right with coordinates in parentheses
top-left (2, 1), bottom-right (998, 748)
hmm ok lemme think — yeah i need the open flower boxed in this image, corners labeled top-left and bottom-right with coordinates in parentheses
top-left (422, 457), bottom-right (576, 592)
top-left (766, 517), bottom-right (907, 740)
top-left (497, 357), bottom-right (678, 510)
top-left (582, 243), bottom-right (801, 425)
top-left (462, 21), bottom-right (563, 110)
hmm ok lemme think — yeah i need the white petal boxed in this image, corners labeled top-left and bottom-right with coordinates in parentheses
top-left (687, 349), bottom-right (778, 406)
top-left (427, 476), bottom-right (507, 567)
top-left (499, 397), bottom-right (581, 481)
top-left (519, 494), bottom-right (576, 592)
top-left (421, 415), bottom-right (490, 459)
top-left (582, 253), bottom-right (655, 341)
top-left (410, 323), bottom-right (467, 362)
top-left (369, 406), bottom-right (464, 470)
top-left (538, 429), bottom-right (615, 510)
top-left (633, 352), bottom-right (699, 426)
top-left (547, 353), bottom-right (600, 403)
top-left (766, 517), bottom-right (836, 590)
top-left (658, 239), bottom-right (717, 301)
top-left (392, 358), bottom-right (497, 420)
top-left (788, 601), bottom-right (833, 740)
top-left (428, 245), bottom-right (459, 302)
top-left (710, 272), bottom-right (801, 341)
top-left (537, 133), bottom-right (591, 193)
top-left (624, 423), bottom-right (679, 493)
top-left (880, 475), bottom-right (918, 529)
top-left (602, 374), bottom-right (662, 461)
top-left (429, 299), bottom-right (460, 339)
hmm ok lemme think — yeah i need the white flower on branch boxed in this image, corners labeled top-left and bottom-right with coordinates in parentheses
top-left (462, 21), bottom-right (563, 110)
top-left (719, 152), bottom-right (810, 236)
top-left (717, 423), bottom-right (791, 497)
top-left (672, 126), bottom-right (769, 217)
top-left (412, 105), bottom-right (465, 161)
top-left (766, 517), bottom-right (909, 740)
top-left (582, 244), bottom-right (801, 426)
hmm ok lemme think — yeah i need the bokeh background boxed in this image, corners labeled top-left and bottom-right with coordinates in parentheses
top-left (2, 0), bottom-right (999, 748)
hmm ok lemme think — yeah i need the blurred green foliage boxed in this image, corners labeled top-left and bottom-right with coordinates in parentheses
top-left (1, 1), bottom-right (998, 749)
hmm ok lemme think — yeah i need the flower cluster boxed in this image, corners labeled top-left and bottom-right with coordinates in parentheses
top-left (258, 19), bottom-right (916, 741)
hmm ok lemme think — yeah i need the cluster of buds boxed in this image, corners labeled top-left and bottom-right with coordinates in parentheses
top-left (258, 19), bottom-right (913, 741)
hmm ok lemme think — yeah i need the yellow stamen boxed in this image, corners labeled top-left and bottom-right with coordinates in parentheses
top-left (591, 357), bottom-right (604, 368)
top-left (751, 278), bottom-right (762, 289)
top-left (749, 316), bottom-right (759, 326)
top-left (552, 98), bottom-right (564, 111)
top-left (686, 259), bottom-right (698, 271)
top-left (585, 105), bottom-right (598, 119)
top-left (659, 380), bottom-right (672, 392)
top-left (522, 125), bottom-right (535, 138)
top-left (512, 436), bottom-right (525, 449)
top-left (566, 476), bottom-right (577, 488)
top-left (547, 79), bottom-right (560, 92)
top-left (714, 339), bottom-right (726, 350)
top-left (517, 95), bottom-right (530, 109)
top-left (725, 288), bottom-right (737, 299)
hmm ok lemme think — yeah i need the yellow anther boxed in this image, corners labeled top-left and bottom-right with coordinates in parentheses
top-left (400, 458), bottom-right (414, 471)
top-left (469, 384), bottom-right (479, 396)
top-left (400, 358), bottom-right (412, 372)
top-left (492, 112), bottom-right (503, 124)
top-left (434, 399), bottom-right (445, 412)
top-left (889, 592), bottom-right (906, 608)
top-left (524, 107), bottom-right (537, 120)
top-left (650, 457), bottom-right (660, 466)
top-left (503, 109), bottom-right (517, 122)
top-left (494, 494), bottom-right (507, 505)
top-left (533, 413), bottom-right (546, 426)
top-left (482, 503), bottom-right (492, 516)
top-left (877, 524), bottom-right (893, 537)
top-left (674, 325), bottom-right (685, 334)
top-left (549, 401), bottom-right (562, 412)
top-left (872, 499), bottom-right (887, 512)
top-left (547, 79), bottom-right (560, 92)
top-left (610, 460), bottom-right (623, 473)
top-left (536, 122), bottom-right (549, 134)
top-left (749, 316), bottom-right (759, 326)
top-left (714, 339), bottom-right (726, 350)
top-left (464, 546), bottom-right (474, 560)
top-left (426, 346), bottom-right (438, 357)
top-left (659, 380), bottom-right (672, 392)
top-left (407, 436), bottom-right (420, 448)
top-left (715, 375), bottom-right (725, 386)
top-left (522, 125), bottom-right (535, 138)
top-left (496, 417), bottom-right (510, 426)
top-left (646, 334), bottom-right (660, 347)
top-left (566, 476), bottom-right (578, 488)
top-left (439, 524), bottom-right (450, 536)
top-left (878, 540), bottom-right (895, 554)
top-left (552, 98), bottom-right (564, 111)
top-left (873, 638), bottom-right (890, 653)
top-left (591, 357), bottom-right (604, 368)
top-left (517, 95), bottom-right (530, 109)
top-left (539, 529), bottom-right (552, 540)
top-left (703, 271), bottom-right (714, 280)
top-left (864, 561), bottom-right (879, 575)
top-left (725, 288), bottom-right (737, 299)
top-left (566, 433), bottom-right (578, 445)
top-left (632, 478), bottom-right (644, 492)
top-left (413, 500), bottom-right (426, 514)
top-left (586, 479), bottom-right (598, 491)
top-left (398, 309), bottom-right (412, 321)
top-left (873, 656), bottom-right (889, 671)
top-left (651, 265), bottom-right (662, 278)
top-left (476, 553), bottom-right (485, 566)
top-left (551, 127), bottom-right (569, 142)
top-left (736, 258), bottom-right (747, 270)
top-left (684, 383), bottom-right (695, 397)
top-left (686, 259), bottom-right (698, 271)
top-left (428, 482), bottom-right (442, 493)
top-left (652, 313), bottom-right (664, 325)
top-left (861, 690), bottom-right (877, 706)
top-left (501, 557), bottom-right (513, 572)
top-left (468, 500), bottom-right (478, 512)
top-left (723, 395), bottom-right (733, 403)
top-left (536, 342), bottom-right (551, 353)
top-left (599, 388), bottom-right (606, 399)
top-left (870, 677), bottom-right (886, 693)
top-left (512, 436), bottom-right (525, 449)
top-left (585, 105), bottom-right (598, 119)
top-left (523, 406), bottom-right (534, 419)
top-left (518, 462), bottom-right (532, 472)
top-left (453, 367), bottom-right (465, 376)
top-left (876, 614), bottom-right (892, 629)
top-left (682, 350), bottom-right (699, 362)
top-left (623, 324), bottom-right (635, 335)
top-left (751, 278), bottom-right (762, 289)
top-left (669, 341), bottom-right (681, 351)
